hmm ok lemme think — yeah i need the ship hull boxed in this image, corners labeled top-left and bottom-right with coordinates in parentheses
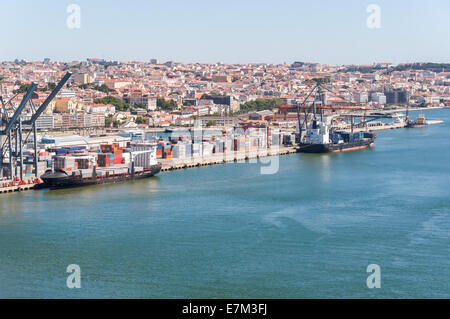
top-left (41, 164), bottom-right (161, 189)
top-left (297, 139), bottom-right (375, 153)
top-left (406, 123), bottom-right (428, 128)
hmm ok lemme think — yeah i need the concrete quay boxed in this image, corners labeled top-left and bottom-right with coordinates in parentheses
top-left (159, 147), bottom-right (296, 172)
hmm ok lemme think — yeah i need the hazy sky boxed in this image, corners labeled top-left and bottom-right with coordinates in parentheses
top-left (1, 0), bottom-right (449, 65)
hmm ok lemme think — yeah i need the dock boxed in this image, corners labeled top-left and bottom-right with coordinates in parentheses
top-left (159, 147), bottom-right (296, 172)
top-left (0, 115), bottom-right (446, 194)
top-left (427, 120), bottom-right (444, 125)
top-left (341, 119), bottom-right (444, 132)
top-left (0, 179), bottom-right (40, 194)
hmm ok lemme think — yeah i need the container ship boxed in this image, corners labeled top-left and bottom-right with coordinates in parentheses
top-left (297, 117), bottom-right (376, 153)
top-left (41, 142), bottom-right (161, 189)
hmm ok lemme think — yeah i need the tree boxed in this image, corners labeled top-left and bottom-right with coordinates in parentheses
top-left (13, 83), bottom-right (32, 94)
top-left (95, 84), bottom-right (115, 93)
top-left (202, 92), bottom-right (224, 99)
top-left (45, 82), bottom-right (56, 91)
top-left (134, 103), bottom-right (147, 109)
top-left (135, 116), bottom-right (147, 124)
top-left (157, 98), bottom-right (177, 111)
top-left (79, 83), bottom-right (115, 93)
top-left (94, 96), bottom-right (130, 111)
top-left (206, 120), bottom-right (217, 127)
top-left (239, 98), bottom-right (284, 114)
top-left (105, 114), bottom-right (113, 127)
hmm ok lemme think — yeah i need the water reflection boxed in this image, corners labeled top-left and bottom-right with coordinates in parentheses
top-left (41, 176), bottom-right (161, 199)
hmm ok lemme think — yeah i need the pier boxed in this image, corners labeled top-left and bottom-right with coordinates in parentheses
top-left (0, 178), bottom-right (40, 194)
top-left (350, 119), bottom-right (444, 132)
top-left (159, 147), bottom-right (296, 172)
top-left (0, 111), bottom-right (446, 194)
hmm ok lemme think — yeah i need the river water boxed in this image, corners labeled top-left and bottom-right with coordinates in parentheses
top-left (0, 110), bottom-right (449, 298)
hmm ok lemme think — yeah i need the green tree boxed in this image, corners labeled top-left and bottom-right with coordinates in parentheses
top-left (79, 83), bottom-right (115, 93)
top-left (135, 116), bottom-right (147, 124)
top-left (157, 98), bottom-right (177, 111)
top-left (134, 103), bottom-right (147, 109)
top-left (105, 114), bottom-right (114, 127)
top-left (206, 120), bottom-right (217, 127)
top-left (45, 82), bottom-right (56, 91)
top-left (94, 96), bottom-right (130, 111)
top-left (239, 98), bottom-right (284, 114)
top-left (13, 83), bottom-right (32, 94)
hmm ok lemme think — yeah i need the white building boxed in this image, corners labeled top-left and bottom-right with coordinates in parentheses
top-left (35, 114), bottom-right (55, 130)
top-left (354, 92), bottom-right (369, 103)
top-left (371, 92), bottom-right (386, 105)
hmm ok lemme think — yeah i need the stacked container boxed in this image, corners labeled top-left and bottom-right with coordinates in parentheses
top-left (202, 142), bottom-right (214, 156)
top-left (156, 143), bottom-right (164, 158)
top-left (192, 143), bottom-right (202, 157)
top-left (234, 136), bottom-right (246, 151)
top-left (130, 141), bottom-right (157, 169)
top-left (54, 156), bottom-right (76, 171)
top-left (214, 140), bottom-right (225, 153)
top-left (270, 133), bottom-right (280, 146)
top-left (97, 153), bottom-right (113, 167)
top-left (76, 158), bottom-right (92, 170)
top-left (172, 143), bottom-right (186, 159)
top-left (185, 143), bottom-right (193, 158)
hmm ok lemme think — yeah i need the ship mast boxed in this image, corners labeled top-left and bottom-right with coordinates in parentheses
top-left (296, 78), bottom-right (330, 140)
top-left (405, 104), bottom-right (409, 123)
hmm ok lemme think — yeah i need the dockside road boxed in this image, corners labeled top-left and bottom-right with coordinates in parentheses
top-left (159, 146), bottom-right (297, 172)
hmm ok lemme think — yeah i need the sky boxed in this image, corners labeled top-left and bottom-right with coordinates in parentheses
top-left (0, 0), bottom-right (449, 65)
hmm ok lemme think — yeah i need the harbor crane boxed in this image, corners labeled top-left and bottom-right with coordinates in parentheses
top-left (0, 72), bottom-right (72, 180)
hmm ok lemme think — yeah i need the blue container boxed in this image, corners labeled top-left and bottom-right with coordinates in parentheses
top-left (332, 134), bottom-right (339, 144)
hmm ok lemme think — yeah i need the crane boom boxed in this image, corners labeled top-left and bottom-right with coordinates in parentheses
top-left (24, 72), bottom-right (72, 126)
top-left (1, 83), bottom-right (37, 135)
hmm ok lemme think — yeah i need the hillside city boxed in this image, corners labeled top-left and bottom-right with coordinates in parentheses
top-left (1, 59), bottom-right (450, 132)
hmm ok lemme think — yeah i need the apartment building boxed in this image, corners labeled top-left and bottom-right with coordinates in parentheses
top-left (72, 72), bottom-right (93, 85)
top-left (197, 116), bottom-right (238, 127)
top-left (35, 114), bottom-right (54, 130)
top-left (56, 114), bottom-right (105, 129)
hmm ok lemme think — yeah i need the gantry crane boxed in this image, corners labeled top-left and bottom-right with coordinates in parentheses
top-left (0, 72), bottom-right (72, 180)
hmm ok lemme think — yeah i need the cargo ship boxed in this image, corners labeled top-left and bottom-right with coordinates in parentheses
top-left (297, 117), bottom-right (376, 153)
top-left (295, 79), bottom-right (376, 154)
top-left (41, 142), bottom-right (161, 189)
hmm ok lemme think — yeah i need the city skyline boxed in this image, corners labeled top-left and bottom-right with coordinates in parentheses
top-left (1, 0), bottom-right (449, 65)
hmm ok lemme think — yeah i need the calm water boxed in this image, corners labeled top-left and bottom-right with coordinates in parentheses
top-left (0, 110), bottom-right (449, 298)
